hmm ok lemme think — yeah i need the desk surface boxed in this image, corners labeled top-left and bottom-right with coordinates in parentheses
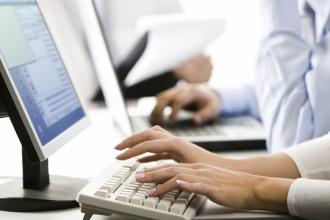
top-left (0, 106), bottom-right (295, 220)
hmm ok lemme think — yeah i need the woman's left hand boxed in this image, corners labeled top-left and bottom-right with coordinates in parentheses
top-left (136, 163), bottom-right (293, 212)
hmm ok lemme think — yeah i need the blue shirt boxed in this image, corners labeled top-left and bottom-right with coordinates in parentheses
top-left (216, 0), bottom-right (330, 152)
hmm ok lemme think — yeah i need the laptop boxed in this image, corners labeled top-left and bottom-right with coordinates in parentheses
top-left (81, 0), bottom-right (266, 151)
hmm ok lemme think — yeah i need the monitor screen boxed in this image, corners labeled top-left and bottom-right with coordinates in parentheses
top-left (0, 0), bottom-right (85, 145)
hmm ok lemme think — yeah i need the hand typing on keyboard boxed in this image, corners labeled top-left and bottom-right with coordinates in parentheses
top-left (115, 126), bottom-right (289, 213)
top-left (115, 126), bottom-right (219, 164)
top-left (134, 162), bottom-right (261, 211)
top-left (78, 126), bottom-right (295, 220)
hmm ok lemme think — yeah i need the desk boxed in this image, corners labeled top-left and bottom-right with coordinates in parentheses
top-left (0, 106), bottom-right (295, 220)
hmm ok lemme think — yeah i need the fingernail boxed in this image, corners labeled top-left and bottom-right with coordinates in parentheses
top-left (146, 188), bottom-right (156, 197)
top-left (114, 143), bottom-right (121, 149)
top-left (135, 173), bottom-right (145, 181)
top-left (136, 169), bottom-right (145, 174)
top-left (176, 180), bottom-right (187, 186)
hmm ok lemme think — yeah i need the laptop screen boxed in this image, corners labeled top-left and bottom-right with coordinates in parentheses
top-left (85, 0), bottom-right (134, 136)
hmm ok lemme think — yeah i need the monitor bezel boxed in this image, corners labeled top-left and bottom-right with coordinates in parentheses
top-left (0, 2), bottom-right (90, 162)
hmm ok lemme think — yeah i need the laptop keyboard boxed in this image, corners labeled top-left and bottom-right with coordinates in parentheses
top-left (165, 122), bottom-right (223, 137)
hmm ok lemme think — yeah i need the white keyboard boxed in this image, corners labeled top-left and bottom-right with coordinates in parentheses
top-left (77, 159), bottom-right (206, 220)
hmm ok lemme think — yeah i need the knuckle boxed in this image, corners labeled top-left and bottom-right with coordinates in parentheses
top-left (175, 173), bottom-right (186, 180)
top-left (143, 131), bottom-right (153, 141)
top-left (194, 163), bottom-right (206, 169)
top-left (194, 183), bottom-right (205, 192)
top-left (151, 125), bottom-right (162, 131)
top-left (157, 91), bottom-right (169, 99)
top-left (198, 169), bottom-right (210, 176)
top-left (168, 167), bottom-right (177, 174)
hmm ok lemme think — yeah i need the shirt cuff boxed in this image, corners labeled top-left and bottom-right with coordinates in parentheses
top-left (213, 85), bottom-right (260, 119)
top-left (284, 134), bottom-right (330, 179)
top-left (287, 178), bottom-right (330, 219)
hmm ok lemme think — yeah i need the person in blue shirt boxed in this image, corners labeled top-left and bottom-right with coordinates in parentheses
top-left (150, 0), bottom-right (330, 152)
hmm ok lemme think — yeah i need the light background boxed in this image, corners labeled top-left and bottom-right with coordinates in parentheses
top-left (105, 0), bottom-right (261, 89)
top-left (179, 0), bottom-right (261, 88)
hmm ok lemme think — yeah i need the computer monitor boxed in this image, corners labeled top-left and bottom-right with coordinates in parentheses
top-left (0, 0), bottom-right (90, 212)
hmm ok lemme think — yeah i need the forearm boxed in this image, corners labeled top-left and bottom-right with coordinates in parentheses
top-left (213, 153), bottom-right (300, 179)
top-left (215, 84), bottom-right (260, 119)
top-left (252, 176), bottom-right (294, 214)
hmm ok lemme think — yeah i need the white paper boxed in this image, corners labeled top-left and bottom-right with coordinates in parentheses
top-left (124, 14), bottom-right (226, 86)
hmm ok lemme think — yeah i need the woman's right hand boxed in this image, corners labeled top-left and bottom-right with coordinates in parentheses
top-left (134, 163), bottom-right (293, 214)
top-left (150, 83), bottom-right (222, 125)
top-left (115, 126), bottom-right (219, 165)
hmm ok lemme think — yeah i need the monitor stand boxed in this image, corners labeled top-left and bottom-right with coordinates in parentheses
top-left (0, 150), bottom-right (89, 212)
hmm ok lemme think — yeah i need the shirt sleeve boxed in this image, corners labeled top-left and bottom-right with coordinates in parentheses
top-left (285, 134), bottom-right (330, 179)
top-left (256, 0), bottom-right (324, 152)
top-left (214, 84), bottom-right (260, 120)
top-left (287, 179), bottom-right (330, 220)
top-left (285, 134), bottom-right (330, 219)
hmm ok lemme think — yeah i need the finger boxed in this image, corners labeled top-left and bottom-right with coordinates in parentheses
top-left (193, 103), bottom-right (218, 124)
top-left (144, 163), bottom-right (207, 173)
top-left (147, 174), bottom-right (207, 197)
top-left (138, 153), bottom-right (172, 163)
top-left (115, 128), bottom-right (167, 150)
top-left (151, 125), bottom-right (171, 134)
top-left (168, 91), bottom-right (195, 125)
top-left (176, 180), bottom-right (215, 198)
top-left (151, 88), bottom-right (179, 125)
top-left (136, 167), bottom-right (199, 184)
top-left (116, 138), bottom-right (176, 160)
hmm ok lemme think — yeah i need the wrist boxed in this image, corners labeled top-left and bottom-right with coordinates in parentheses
top-left (252, 176), bottom-right (294, 213)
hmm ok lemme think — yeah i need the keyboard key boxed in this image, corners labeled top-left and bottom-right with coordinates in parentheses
top-left (162, 194), bottom-right (176, 203)
top-left (95, 189), bottom-right (108, 198)
top-left (123, 160), bottom-right (139, 171)
top-left (143, 197), bottom-right (159, 208)
top-left (170, 200), bottom-right (187, 215)
top-left (120, 189), bottom-right (136, 196)
top-left (128, 181), bottom-right (141, 187)
top-left (100, 183), bottom-right (119, 193)
top-left (157, 199), bottom-right (172, 211)
top-left (113, 172), bottom-right (130, 182)
top-left (116, 192), bottom-right (133, 203)
top-left (130, 194), bottom-right (146, 206)
top-left (137, 190), bottom-right (148, 195)
top-left (177, 192), bottom-right (195, 205)
top-left (124, 185), bottom-right (138, 191)
top-left (107, 177), bottom-right (121, 183)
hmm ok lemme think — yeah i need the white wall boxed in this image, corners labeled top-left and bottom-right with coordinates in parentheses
top-left (103, 0), bottom-right (261, 87)
top-left (180, 0), bottom-right (261, 88)
top-left (98, 0), bottom-right (183, 65)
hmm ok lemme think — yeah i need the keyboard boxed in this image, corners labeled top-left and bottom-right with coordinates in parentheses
top-left (132, 115), bottom-right (264, 138)
top-left (77, 159), bottom-right (206, 220)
